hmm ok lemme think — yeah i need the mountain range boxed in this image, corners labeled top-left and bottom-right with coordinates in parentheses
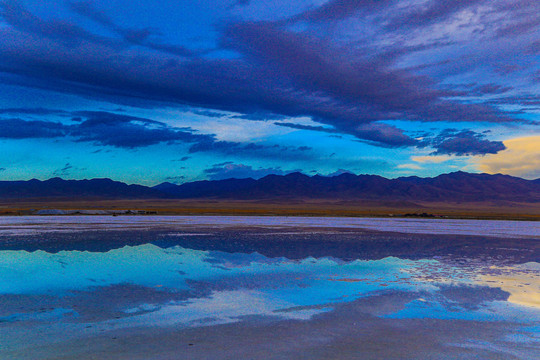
top-left (1, 171), bottom-right (539, 203)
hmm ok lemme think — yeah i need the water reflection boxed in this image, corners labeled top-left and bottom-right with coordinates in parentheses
top-left (1, 243), bottom-right (538, 326)
top-left (0, 217), bottom-right (538, 359)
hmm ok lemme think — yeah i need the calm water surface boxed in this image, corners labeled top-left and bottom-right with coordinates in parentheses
top-left (0, 216), bottom-right (538, 359)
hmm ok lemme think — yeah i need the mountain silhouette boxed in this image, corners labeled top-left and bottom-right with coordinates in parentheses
top-left (0, 177), bottom-right (163, 199)
top-left (153, 171), bottom-right (540, 203)
top-left (1, 172), bottom-right (539, 203)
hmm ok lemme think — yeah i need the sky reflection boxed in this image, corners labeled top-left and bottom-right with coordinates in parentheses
top-left (0, 218), bottom-right (538, 359)
top-left (1, 243), bottom-right (538, 328)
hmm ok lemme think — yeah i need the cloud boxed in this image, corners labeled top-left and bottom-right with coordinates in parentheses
top-left (277, 121), bottom-right (416, 147)
top-left (67, 1), bottom-right (194, 57)
top-left (0, 112), bottom-right (203, 147)
top-left (0, 0), bottom-right (536, 153)
top-left (427, 130), bottom-right (506, 156)
top-left (385, 0), bottom-right (483, 31)
top-left (397, 163), bottom-right (422, 170)
top-left (203, 163), bottom-right (291, 180)
top-left (190, 109), bottom-right (230, 118)
top-left (0, 110), bottom-right (313, 161)
top-left (353, 123), bottom-right (417, 147)
top-left (274, 122), bottom-right (337, 133)
top-left (0, 107), bottom-right (67, 115)
top-left (411, 155), bottom-right (453, 163)
top-left (0, 0), bottom-right (115, 47)
top-left (234, 112), bottom-right (288, 121)
top-left (487, 94), bottom-right (540, 108)
top-left (0, 118), bottom-right (67, 138)
top-left (294, 0), bottom-right (394, 22)
top-left (0, 2), bottom-right (523, 151)
top-left (446, 83), bottom-right (515, 97)
top-left (188, 138), bottom-right (312, 159)
top-left (493, 0), bottom-right (540, 39)
top-left (277, 121), bottom-right (415, 147)
top-left (70, 111), bottom-right (207, 148)
top-left (53, 162), bottom-right (73, 176)
top-left (477, 136), bottom-right (540, 179)
top-left (473, 84), bottom-right (513, 95)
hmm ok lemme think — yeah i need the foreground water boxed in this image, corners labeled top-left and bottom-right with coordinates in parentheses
top-left (0, 216), bottom-right (538, 359)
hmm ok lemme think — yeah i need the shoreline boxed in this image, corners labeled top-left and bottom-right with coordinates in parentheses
top-left (1, 214), bottom-right (538, 240)
top-left (1, 210), bottom-right (539, 221)
top-left (1, 209), bottom-right (539, 221)
top-left (1, 198), bottom-right (540, 221)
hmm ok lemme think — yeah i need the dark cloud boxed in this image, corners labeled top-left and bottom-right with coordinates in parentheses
top-left (493, 64), bottom-right (523, 75)
top-left (352, 123), bottom-right (417, 147)
top-left (490, 0), bottom-right (540, 38)
top-left (53, 162), bottom-right (73, 176)
top-left (71, 112), bottom-right (309, 157)
top-left (190, 109), bottom-right (228, 118)
top-left (73, 111), bottom-right (164, 126)
top-left (233, 112), bottom-right (288, 121)
top-left (67, 1), bottom-right (114, 27)
top-left (0, 0), bottom-right (111, 46)
top-left (204, 163), bottom-right (292, 180)
top-left (428, 130), bottom-right (506, 156)
top-left (473, 84), bottom-right (513, 95)
top-left (0, 111), bottom-right (313, 160)
top-left (0, 118), bottom-right (67, 138)
top-left (213, 161), bottom-right (234, 167)
top-left (0, 107), bottom-right (67, 115)
top-left (275, 122), bottom-right (338, 134)
top-left (67, 1), bottom-right (193, 57)
top-left (385, 0), bottom-right (482, 30)
top-left (487, 94), bottom-right (540, 110)
top-left (0, 1), bottom-right (194, 57)
top-left (495, 17), bottom-right (540, 39)
top-left (221, 21), bottom-right (512, 130)
top-left (496, 19), bottom-right (540, 38)
top-left (70, 111), bottom-right (207, 148)
top-left (294, 0), bottom-right (394, 22)
top-left (276, 121), bottom-right (416, 147)
top-left (0, 113), bottom-right (198, 147)
top-left (0, 0), bottom-right (533, 154)
top-left (443, 83), bottom-right (514, 97)
top-left (188, 138), bottom-right (312, 159)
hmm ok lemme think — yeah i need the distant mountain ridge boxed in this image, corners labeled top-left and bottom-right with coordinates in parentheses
top-left (0, 177), bottom-right (163, 199)
top-left (1, 172), bottom-right (539, 203)
top-left (154, 171), bottom-right (540, 203)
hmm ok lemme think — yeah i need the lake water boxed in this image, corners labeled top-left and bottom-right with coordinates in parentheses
top-left (0, 216), bottom-right (538, 359)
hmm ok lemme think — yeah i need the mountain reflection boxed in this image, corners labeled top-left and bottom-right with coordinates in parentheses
top-left (0, 217), bottom-right (538, 359)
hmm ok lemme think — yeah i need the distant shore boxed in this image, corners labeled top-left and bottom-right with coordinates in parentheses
top-left (1, 198), bottom-right (539, 221)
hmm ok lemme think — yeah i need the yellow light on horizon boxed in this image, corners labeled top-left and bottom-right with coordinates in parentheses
top-left (477, 135), bottom-right (540, 179)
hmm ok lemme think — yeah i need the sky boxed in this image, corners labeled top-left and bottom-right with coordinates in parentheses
top-left (0, 0), bottom-right (538, 185)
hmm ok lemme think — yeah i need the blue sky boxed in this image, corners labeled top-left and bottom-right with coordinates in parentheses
top-left (0, 0), bottom-right (539, 184)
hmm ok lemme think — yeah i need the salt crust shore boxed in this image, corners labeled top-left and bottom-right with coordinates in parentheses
top-left (0, 215), bottom-right (538, 238)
